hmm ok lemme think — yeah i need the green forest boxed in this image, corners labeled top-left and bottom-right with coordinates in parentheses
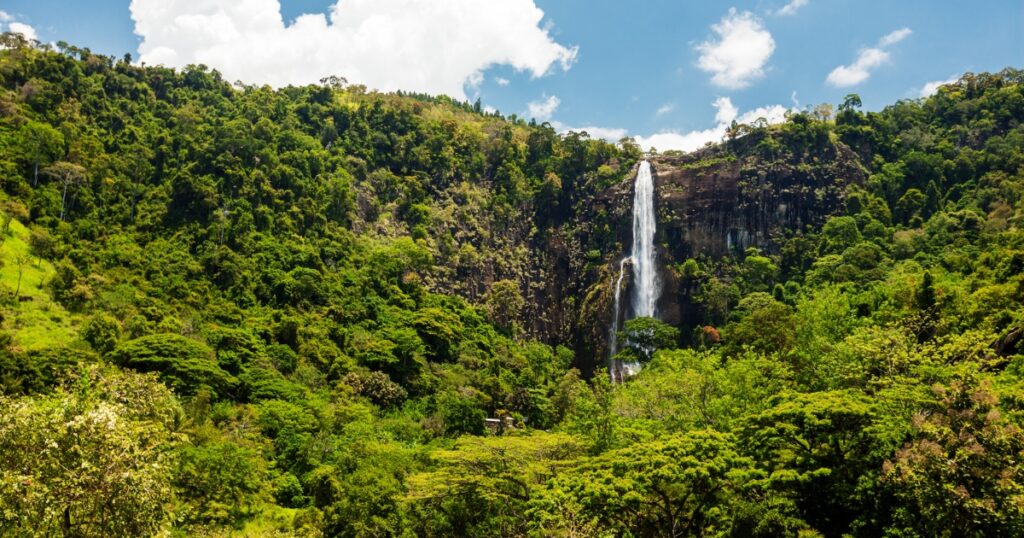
top-left (1, 32), bottom-right (1023, 537)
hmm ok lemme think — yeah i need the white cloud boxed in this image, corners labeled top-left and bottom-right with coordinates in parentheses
top-left (495, 76), bottom-right (510, 86)
top-left (130, 0), bottom-right (578, 100)
top-left (634, 129), bottom-right (722, 153)
top-left (0, 11), bottom-right (38, 41)
top-left (635, 97), bottom-right (790, 152)
top-left (712, 96), bottom-right (738, 123)
top-left (466, 71), bottom-right (484, 89)
top-left (7, 22), bottom-right (36, 41)
top-left (527, 94), bottom-right (560, 121)
top-left (655, 103), bottom-right (674, 117)
top-left (777, 0), bottom-right (808, 16)
top-left (736, 103), bottom-right (790, 125)
top-left (826, 48), bottom-right (889, 87)
top-left (696, 9), bottom-right (775, 89)
top-left (549, 121), bottom-right (628, 142)
top-left (826, 27), bottom-right (911, 87)
top-left (918, 76), bottom-right (959, 97)
top-left (879, 27), bottom-right (912, 47)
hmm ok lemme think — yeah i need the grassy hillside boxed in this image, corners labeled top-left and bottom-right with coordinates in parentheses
top-left (0, 214), bottom-right (77, 351)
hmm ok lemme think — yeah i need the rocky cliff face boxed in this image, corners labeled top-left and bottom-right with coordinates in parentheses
top-left (572, 131), bottom-right (867, 373)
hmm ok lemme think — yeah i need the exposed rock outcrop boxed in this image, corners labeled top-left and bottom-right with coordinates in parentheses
top-left (572, 130), bottom-right (868, 373)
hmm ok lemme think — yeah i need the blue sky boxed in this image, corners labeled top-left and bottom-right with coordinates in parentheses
top-left (1, 0), bottom-right (1022, 150)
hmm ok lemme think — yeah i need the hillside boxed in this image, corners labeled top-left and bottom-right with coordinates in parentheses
top-left (1, 35), bottom-right (1023, 537)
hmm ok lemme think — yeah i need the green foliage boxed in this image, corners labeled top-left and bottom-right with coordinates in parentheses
top-left (724, 292), bottom-right (796, 355)
top-left (0, 366), bottom-right (180, 536)
top-left (407, 432), bottom-right (583, 536)
top-left (81, 312), bottom-right (122, 354)
top-left (533, 430), bottom-right (761, 537)
top-left (109, 334), bottom-right (238, 397)
top-left (174, 440), bottom-right (267, 524)
top-left (0, 40), bottom-right (1022, 536)
top-left (883, 378), bottom-right (1024, 536)
top-left (740, 390), bottom-right (885, 535)
top-left (615, 316), bottom-right (680, 363)
top-left (437, 392), bottom-right (486, 436)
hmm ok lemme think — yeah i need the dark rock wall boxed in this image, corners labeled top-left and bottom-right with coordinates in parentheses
top-left (571, 133), bottom-right (867, 373)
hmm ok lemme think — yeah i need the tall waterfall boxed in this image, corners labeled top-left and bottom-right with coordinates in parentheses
top-left (630, 160), bottom-right (660, 318)
top-left (609, 160), bottom-right (660, 381)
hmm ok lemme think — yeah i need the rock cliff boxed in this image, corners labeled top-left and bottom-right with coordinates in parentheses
top-left (572, 129), bottom-right (867, 373)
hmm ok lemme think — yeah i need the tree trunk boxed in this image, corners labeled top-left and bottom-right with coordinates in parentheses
top-left (60, 180), bottom-right (69, 221)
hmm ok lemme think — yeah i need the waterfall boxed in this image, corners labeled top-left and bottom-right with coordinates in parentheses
top-left (631, 160), bottom-right (660, 318)
top-left (609, 160), bottom-right (660, 382)
top-left (608, 256), bottom-right (631, 359)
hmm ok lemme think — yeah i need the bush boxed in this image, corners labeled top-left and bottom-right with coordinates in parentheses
top-left (109, 334), bottom-right (237, 397)
top-left (82, 312), bottom-right (123, 354)
top-left (342, 370), bottom-right (408, 408)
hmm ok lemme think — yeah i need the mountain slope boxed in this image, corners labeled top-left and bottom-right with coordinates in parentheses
top-left (1, 34), bottom-right (1023, 537)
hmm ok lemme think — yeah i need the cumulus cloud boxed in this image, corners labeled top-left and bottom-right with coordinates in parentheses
top-left (776, 0), bottom-right (809, 16)
top-left (919, 76), bottom-right (959, 97)
top-left (495, 77), bottom-right (510, 86)
top-left (826, 27), bottom-right (911, 87)
top-left (0, 11), bottom-right (38, 41)
top-left (545, 97), bottom-right (789, 151)
top-left (130, 0), bottom-right (577, 100)
top-left (527, 94), bottom-right (560, 121)
top-left (712, 96), bottom-right (738, 123)
top-left (635, 97), bottom-right (790, 152)
top-left (551, 122), bottom-right (628, 142)
top-left (8, 22), bottom-right (36, 41)
top-left (696, 9), bottom-right (775, 89)
top-left (655, 103), bottom-right (674, 117)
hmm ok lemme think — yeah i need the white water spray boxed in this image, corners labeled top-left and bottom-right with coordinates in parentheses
top-left (631, 160), bottom-right (660, 318)
top-left (609, 160), bottom-right (660, 381)
top-left (608, 256), bottom-right (631, 360)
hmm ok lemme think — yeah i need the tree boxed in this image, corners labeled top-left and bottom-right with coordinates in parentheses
top-left (407, 432), bottom-right (584, 537)
top-left (437, 392), bottom-right (486, 436)
top-left (883, 378), bottom-right (1024, 537)
top-left (819, 216), bottom-right (863, 255)
top-left (741, 248), bottom-right (779, 292)
top-left (485, 279), bottom-right (525, 336)
top-left (839, 94), bottom-right (862, 112)
top-left (18, 120), bottom-right (64, 186)
top-left (82, 313), bottom-right (124, 354)
top-left (43, 161), bottom-right (87, 221)
top-left (174, 441), bottom-right (267, 523)
top-left (915, 271), bottom-right (936, 310)
top-left (724, 293), bottom-right (796, 355)
top-left (533, 430), bottom-right (760, 537)
top-left (0, 367), bottom-right (180, 536)
top-left (616, 316), bottom-right (680, 363)
top-left (13, 254), bottom-right (30, 296)
top-left (109, 334), bottom-right (238, 397)
top-left (739, 390), bottom-right (883, 535)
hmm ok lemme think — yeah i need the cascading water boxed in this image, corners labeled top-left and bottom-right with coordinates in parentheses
top-left (630, 160), bottom-right (660, 318)
top-left (608, 256), bottom-right (630, 360)
top-left (609, 160), bottom-right (660, 382)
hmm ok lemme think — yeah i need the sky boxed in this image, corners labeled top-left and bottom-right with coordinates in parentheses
top-left (1, 0), bottom-right (1022, 151)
